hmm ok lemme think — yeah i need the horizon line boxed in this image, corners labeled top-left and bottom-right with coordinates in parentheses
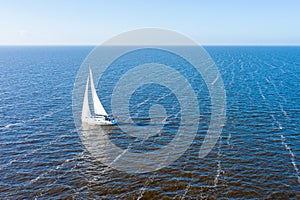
top-left (0, 44), bottom-right (300, 47)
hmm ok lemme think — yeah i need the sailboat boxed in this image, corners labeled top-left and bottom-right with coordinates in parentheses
top-left (81, 68), bottom-right (118, 125)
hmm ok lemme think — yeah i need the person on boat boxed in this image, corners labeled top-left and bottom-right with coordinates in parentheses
top-left (105, 115), bottom-right (114, 121)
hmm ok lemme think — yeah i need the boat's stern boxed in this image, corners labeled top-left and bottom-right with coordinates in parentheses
top-left (112, 118), bottom-right (118, 125)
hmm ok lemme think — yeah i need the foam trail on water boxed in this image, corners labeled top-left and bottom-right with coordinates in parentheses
top-left (214, 135), bottom-right (225, 187)
top-left (180, 184), bottom-right (191, 200)
top-left (137, 173), bottom-right (157, 200)
top-left (251, 71), bottom-right (266, 101)
top-left (279, 103), bottom-right (288, 118)
top-left (255, 60), bottom-right (299, 184)
top-left (1, 121), bottom-right (25, 129)
top-left (256, 81), bottom-right (266, 100)
top-left (211, 73), bottom-right (219, 85)
top-left (267, 77), bottom-right (287, 103)
top-left (264, 72), bottom-right (299, 182)
top-left (280, 135), bottom-right (300, 184)
top-left (214, 160), bottom-right (222, 187)
top-left (271, 115), bottom-right (283, 130)
top-left (266, 77), bottom-right (289, 118)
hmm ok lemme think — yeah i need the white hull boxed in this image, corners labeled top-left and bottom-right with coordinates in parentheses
top-left (82, 116), bottom-right (118, 125)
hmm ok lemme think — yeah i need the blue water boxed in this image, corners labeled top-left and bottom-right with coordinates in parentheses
top-left (0, 46), bottom-right (299, 199)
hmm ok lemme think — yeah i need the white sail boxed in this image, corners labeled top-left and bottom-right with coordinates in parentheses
top-left (89, 68), bottom-right (108, 116)
top-left (82, 76), bottom-right (91, 122)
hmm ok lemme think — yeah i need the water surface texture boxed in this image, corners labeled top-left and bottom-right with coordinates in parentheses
top-left (0, 46), bottom-right (299, 199)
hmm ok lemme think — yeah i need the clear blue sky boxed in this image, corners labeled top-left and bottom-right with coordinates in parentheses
top-left (0, 0), bottom-right (300, 45)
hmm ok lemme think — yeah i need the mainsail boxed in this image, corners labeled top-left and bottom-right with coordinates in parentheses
top-left (81, 76), bottom-right (91, 122)
top-left (89, 68), bottom-right (108, 116)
